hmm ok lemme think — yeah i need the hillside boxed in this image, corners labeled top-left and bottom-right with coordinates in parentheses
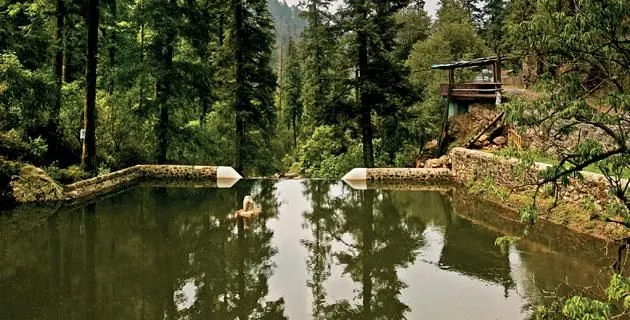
top-left (268, 0), bottom-right (306, 64)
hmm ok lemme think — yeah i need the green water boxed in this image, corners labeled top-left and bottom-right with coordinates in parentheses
top-left (0, 180), bottom-right (615, 319)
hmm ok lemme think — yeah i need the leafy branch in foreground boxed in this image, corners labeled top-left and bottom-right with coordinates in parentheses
top-left (501, 0), bottom-right (629, 318)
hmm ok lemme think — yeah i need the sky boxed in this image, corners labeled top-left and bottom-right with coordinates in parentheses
top-left (283, 0), bottom-right (441, 18)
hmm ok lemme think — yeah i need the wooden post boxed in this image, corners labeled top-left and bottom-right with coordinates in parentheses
top-left (437, 68), bottom-right (454, 156)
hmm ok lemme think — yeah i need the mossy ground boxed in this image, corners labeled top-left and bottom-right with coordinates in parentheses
top-left (465, 178), bottom-right (629, 241)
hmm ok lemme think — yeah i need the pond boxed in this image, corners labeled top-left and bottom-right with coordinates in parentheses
top-left (0, 180), bottom-right (614, 319)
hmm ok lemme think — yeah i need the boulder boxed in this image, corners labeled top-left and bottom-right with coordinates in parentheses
top-left (9, 165), bottom-right (64, 203)
top-left (425, 156), bottom-right (449, 168)
top-left (493, 136), bottom-right (508, 146)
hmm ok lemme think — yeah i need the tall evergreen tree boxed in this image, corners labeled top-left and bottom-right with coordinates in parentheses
top-left (81, 0), bottom-right (100, 172)
top-left (300, 0), bottom-right (334, 127)
top-left (230, 0), bottom-right (277, 174)
top-left (483, 0), bottom-right (506, 56)
top-left (150, 0), bottom-right (178, 164)
top-left (282, 37), bottom-right (302, 150)
top-left (341, 0), bottom-right (412, 168)
top-left (459, 0), bottom-right (483, 28)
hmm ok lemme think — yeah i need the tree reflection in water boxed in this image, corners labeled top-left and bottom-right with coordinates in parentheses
top-left (0, 181), bottom-right (286, 320)
top-left (0, 181), bottom-right (614, 320)
top-left (301, 181), bottom-right (426, 320)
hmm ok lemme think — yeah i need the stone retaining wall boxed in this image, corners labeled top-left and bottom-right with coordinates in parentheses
top-left (367, 168), bottom-right (452, 184)
top-left (450, 147), bottom-right (623, 210)
top-left (64, 165), bottom-right (219, 201)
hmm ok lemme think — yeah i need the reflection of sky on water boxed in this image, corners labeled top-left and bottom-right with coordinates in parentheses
top-left (174, 278), bottom-right (198, 312)
top-left (266, 180), bottom-right (536, 319)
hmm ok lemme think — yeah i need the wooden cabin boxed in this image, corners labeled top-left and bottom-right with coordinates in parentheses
top-left (432, 56), bottom-right (504, 118)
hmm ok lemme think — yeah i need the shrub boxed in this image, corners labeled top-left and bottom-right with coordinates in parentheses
top-left (45, 163), bottom-right (87, 184)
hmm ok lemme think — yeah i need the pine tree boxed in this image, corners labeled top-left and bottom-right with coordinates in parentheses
top-left (230, 0), bottom-right (277, 174)
top-left (459, 0), bottom-right (483, 28)
top-left (341, 0), bottom-right (412, 168)
top-left (81, 0), bottom-right (100, 173)
top-left (282, 37), bottom-right (302, 149)
top-left (300, 0), bottom-right (334, 127)
top-left (150, 0), bottom-right (178, 164)
top-left (483, 0), bottom-right (506, 56)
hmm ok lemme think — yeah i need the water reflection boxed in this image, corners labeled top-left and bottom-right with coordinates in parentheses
top-left (0, 181), bottom-right (286, 319)
top-left (300, 181), bottom-right (426, 319)
top-left (0, 180), bottom-right (618, 320)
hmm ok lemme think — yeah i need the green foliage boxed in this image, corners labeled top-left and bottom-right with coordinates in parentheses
top-left (281, 37), bottom-right (302, 149)
top-left (494, 235), bottom-right (521, 253)
top-left (296, 126), bottom-right (362, 179)
top-left (606, 274), bottom-right (630, 310)
top-left (467, 177), bottom-right (509, 201)
top-left (0, 53), bottom-right (56, 137)
top-left (394, 4), bottom-right (431, 61)
top-left (482, 0), bottom-right (506, 53)
top-left (45, 163), bottom-right (86, 184)
top-left (520, 202), bottom-right (538, 225)
top-left (502, 1), bottom-right (630, 318)
top-left (534, 274), bottom-right (630, 319)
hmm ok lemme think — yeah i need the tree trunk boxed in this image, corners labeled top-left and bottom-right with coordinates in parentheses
top-left (156, 0), bottom-right (176, 164)
top-left (81, 0), bottom-right (99, 173)
top-left (361, 190), bottom-right (374, 316)
top-left (63, 8), bottom-right (76, 83)
top-left (50, 0), bottom-right (64, 159)
top-left (107, 0), bottom-right (116, 94)
top-left (233, 0), bottom-right (245, 173)
top-left (358, 29), bottom-right (374, 168)
top-left (200, 95), bottom-right (209, 124)
top-left (54, 0), bottom-right (64, 104)
top-left (292, 108), bottom-right (297, 150)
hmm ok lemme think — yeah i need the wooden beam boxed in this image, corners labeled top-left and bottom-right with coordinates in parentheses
top-left (464, 111), bottom-right (505, 149)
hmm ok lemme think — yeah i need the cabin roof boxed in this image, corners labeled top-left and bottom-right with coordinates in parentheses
top-left (431, 56), bottom-right (504, 70)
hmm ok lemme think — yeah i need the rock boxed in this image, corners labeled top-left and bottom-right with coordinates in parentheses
top-left (479, 134), bottom-right (489, 142)
top-left (425, 156), bottom-right (449, 168)
top-left (493, 136), bottom-right (508, 146)
top-left (10, 165), bottom-right (64, 203)
top-left (423, 139), bottom-right (438, 150)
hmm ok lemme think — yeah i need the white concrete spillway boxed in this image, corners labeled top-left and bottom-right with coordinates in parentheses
top-left (216, 166), bottom-right (243, 188)
top-left (341, 168), bottom-right (368, 190)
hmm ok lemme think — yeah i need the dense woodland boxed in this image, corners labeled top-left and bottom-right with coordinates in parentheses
top-left (1, 0), bottom-right (629, 317)
top-left (0, 0), bottom-right (533, 178)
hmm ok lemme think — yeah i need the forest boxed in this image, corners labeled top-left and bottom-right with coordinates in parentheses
top-left (0, 0), bottom-right (628, 182)
top-left (0, 0), bottom-right (531, 178)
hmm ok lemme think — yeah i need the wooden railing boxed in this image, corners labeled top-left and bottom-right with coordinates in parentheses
top-left (507, 126), bottom-right (523, 150)
top-left (440, 83), bottom-right (502, 100)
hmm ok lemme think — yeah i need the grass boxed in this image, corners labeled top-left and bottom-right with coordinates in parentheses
top-left (494, 146), bottom-right (630, 179)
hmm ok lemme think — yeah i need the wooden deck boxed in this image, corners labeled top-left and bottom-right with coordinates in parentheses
top-left (440, 83), bottom-right (502, 100)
